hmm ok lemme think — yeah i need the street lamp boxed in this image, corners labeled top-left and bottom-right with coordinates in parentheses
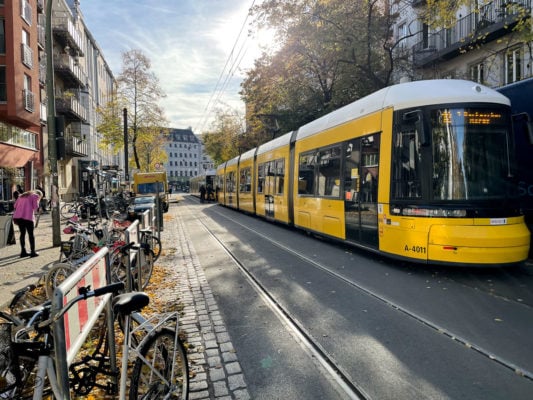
top-left (46, 0), bottom-right (61, 246)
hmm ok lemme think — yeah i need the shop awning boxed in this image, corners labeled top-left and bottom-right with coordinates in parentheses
top-left (0, 145), bottom-right (37, 168)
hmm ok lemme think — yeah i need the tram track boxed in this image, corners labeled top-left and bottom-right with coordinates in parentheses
top-left (181, 200), bottom-right (368, 400)
top-left (184, 197), bottom-right (533, 384)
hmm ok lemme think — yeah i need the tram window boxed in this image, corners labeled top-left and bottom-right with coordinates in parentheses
top-left (227, 171), bottom-right (235, 193)
top-left (392, 127), bottom-right (422, 199)
top-left (431, 107), bottom-right (511, 199)
top-left (298, 152), bottom-right (316, 194)
top-left (317, 146), bottom-right (342, 197)
top-left (240, 167), bottom-right (251, 193)
top-left (276, 159), bottom-right (285, 194)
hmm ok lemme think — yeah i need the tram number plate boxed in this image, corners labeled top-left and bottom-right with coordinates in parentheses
top-left (404, 245), bottom-right (427, 254)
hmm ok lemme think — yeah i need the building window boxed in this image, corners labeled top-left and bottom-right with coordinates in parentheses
top-left (0, 66), bottom-right (6, 102)
top-left (0, 19), bottom-right (5, 54)
top-left (505, 48), bottom-right (521, 84)
top-left (398, 22), bottom-right (407, 49)
top-left (470, 62), bottom-right (484, 84)
top-left (0, 122), bottom-right (37, 149)
top-left (23, 74), bottom-right (33, 112)
top-left (20, 0), bottom-right (32, 25)
top-left (21, 29), bottom-right (33, 68)
top-left (422, 23), bottom-right (430, 49)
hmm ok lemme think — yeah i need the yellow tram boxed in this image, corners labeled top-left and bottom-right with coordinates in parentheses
top-left (216, 80), bottom-right (530, 266)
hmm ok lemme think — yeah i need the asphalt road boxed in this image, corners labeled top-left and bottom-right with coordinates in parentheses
top-left (182, 196), bottom-right (533, 400)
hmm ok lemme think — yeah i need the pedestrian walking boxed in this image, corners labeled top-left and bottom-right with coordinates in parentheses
top-left (12, 189), bottom-right (42, 258)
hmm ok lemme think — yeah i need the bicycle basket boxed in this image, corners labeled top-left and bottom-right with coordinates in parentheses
top-left (0, 323), bottom-right (16, 395)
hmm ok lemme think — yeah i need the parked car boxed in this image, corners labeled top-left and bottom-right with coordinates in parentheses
top-left (128, 195), bottom-right (156, 217)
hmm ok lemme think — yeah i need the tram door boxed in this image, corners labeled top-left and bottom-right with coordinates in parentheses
top-left (264, 161), bottom-right (275, 218)
top-left (343, 134), bottom-right (380, 247)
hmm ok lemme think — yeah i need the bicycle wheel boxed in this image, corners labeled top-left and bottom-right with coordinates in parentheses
top-left (129, 327), bottom-right (188, 400)
top-left (45, 263), bottom-right (76, 299)
top-left (150, 235), bottom-right (162, 262)
top-left (60, 203), bottom-right (79, 219)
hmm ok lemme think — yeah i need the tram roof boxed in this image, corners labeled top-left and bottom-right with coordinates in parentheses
top-left (256, 131), bottom-right (293, 155)
top-left (297, 79), bottom-right (510, 141)
top-left (239, 147), bottom-right (257, 162)
top-left (226, 155), bottom-right (240, 167)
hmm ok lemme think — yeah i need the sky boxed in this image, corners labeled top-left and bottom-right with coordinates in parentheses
top-left (79, 0), bottom-right (273, 133)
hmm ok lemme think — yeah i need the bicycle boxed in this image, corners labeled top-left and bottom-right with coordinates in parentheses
top-left (109, 238), bottom-right (155, 291)
top-left (60, 196), bottom-right (101, 221)
top-left (43, 218), bottom-right (108, 299)
top-left (0, 281), bottom-right (189, 399)
top-left (140, 227), bottom-right (162, 262)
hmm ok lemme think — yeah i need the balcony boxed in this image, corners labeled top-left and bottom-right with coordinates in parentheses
top-left (65, 130), bottom-right (88, 157)
top-left (412, 0), bottom-right (531, 67)
top-left (55, 94), bottom-right (87, 122)
top-left (54, 54), bottom-right (87, 88)
top-left (21, 43), bottom-right (33, 69)
top-left (52, 15), bottom-right (85, 56)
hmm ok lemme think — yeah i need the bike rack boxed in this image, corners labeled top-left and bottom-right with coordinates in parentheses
top-left (52, 247), bottom-right (111, 400)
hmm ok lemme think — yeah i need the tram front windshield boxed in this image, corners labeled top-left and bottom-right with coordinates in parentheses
top-left (430, 107), bottom-right (512, 201)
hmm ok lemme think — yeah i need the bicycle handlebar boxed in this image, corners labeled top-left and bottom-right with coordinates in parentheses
top-left (35, 282), bottom-right (125, 329)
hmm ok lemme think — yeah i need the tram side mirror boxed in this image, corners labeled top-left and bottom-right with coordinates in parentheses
top-left (403, 110), bottom-right (429, 146)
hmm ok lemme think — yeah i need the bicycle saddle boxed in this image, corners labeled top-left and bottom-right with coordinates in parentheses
top-left (112, 292), bottom-right (149, 315)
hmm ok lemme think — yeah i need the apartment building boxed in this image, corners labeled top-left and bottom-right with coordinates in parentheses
top-left (0, 0), bottom-right (43, 204)
top-left (164, 128), bottom-right (204, 190)
top-left (52, 0), bottom-right (117, 201)
top-left (392, 0), bottom-right (532, 87)
top-left (0, 0), bottom-right (116, 205)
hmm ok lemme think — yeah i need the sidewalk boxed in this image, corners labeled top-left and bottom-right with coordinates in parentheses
top-left (0, 212), bottom-right (63, 308)
top-left (0, 199), bottom-right (251, 399)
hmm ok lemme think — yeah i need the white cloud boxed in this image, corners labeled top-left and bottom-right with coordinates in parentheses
top-left (81, 0), bottom-right (258, 132)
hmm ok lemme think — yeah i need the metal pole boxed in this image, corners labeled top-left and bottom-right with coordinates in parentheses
top-left (123, 108), bottom-right (128, 184)
top-left (46, 0), bottom-right (61, 247)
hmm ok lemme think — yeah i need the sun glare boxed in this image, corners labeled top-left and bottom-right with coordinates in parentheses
top-left (212, 4), bottom-right (279, 73)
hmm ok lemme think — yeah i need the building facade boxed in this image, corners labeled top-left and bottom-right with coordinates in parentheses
top-left (0, 0), bottom-right (43, 205)
top-left (392, 0), bottom-right (532, 87)
top-left (53, 0), bottom-right (117, 201)
top-left (164, 128), bottom-right (215, 191)
top-left (0, 0), bottom-right (116, 206)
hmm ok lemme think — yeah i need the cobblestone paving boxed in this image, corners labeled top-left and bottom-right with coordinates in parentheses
top-left (159, 202), bottom-right (251, 400)
top-left (1, 198), bottom-right (251, 399)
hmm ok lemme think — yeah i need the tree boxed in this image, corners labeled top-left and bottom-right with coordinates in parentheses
top-left (242, 0), bottom-right (397, 144)
top-left (97, 49), bottom-right (169, 172)
top-left (202, 109), bottom-right (246, 165)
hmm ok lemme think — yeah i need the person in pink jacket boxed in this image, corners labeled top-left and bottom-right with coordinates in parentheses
top-left (13, 190), bottom-right (42, 257)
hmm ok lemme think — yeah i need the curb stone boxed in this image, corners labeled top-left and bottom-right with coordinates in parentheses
top-left (159, 203), bottom-right (251, 400)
